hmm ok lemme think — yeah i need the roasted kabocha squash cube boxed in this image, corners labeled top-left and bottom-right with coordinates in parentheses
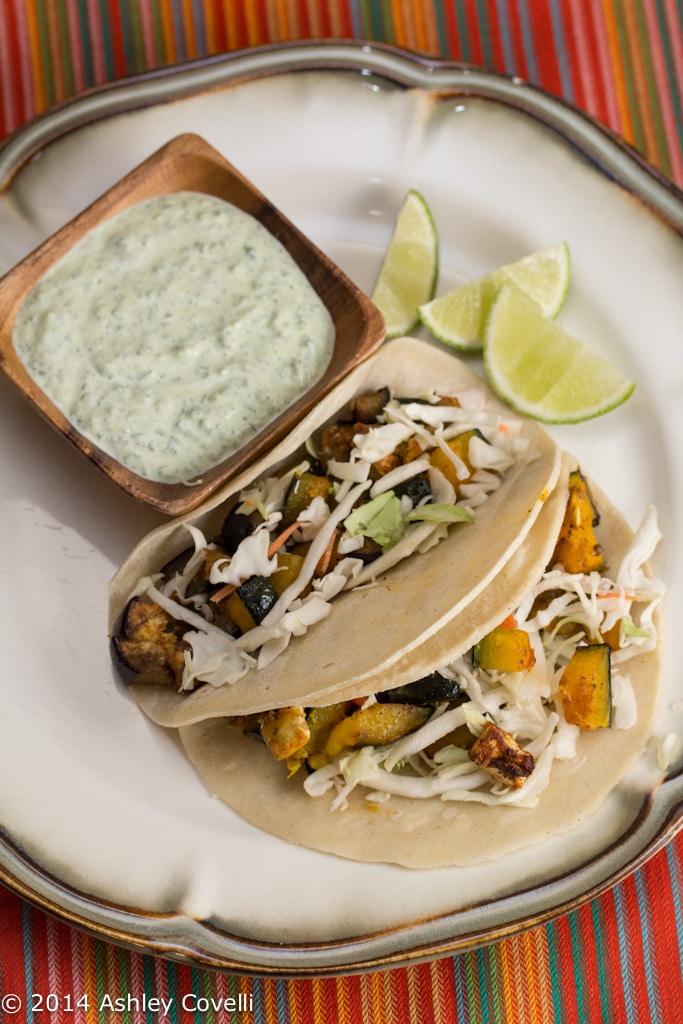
top-left (601, 619), bottom-right (623, 651)
top-left (281, 471), bottom-right (333, 528)
top-left (558, 643), bottom-right (611, 730)
top-left (552, 469), bottom-right (605, 574)
top-left (429, 428), bottom-right (487, 490)
top-left (225, 591), bottom-right (256, 635)
top-left (271, 552), bottom-right (306, 595)
top-left (473, 626), bottom-right (536, 672)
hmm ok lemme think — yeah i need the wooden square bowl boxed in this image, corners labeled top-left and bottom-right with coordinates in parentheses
top-left (0, 133), bottom-right (385, 514)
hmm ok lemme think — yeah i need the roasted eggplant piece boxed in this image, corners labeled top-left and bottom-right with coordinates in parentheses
top-left (318, 389), bottom-right (391, 468)
top-left (352, 386), bottom-right (390, 423)
top-left (161, 545), bottom-right (232, 601)
top-left (396, 394), bottom-right (460, 409)
top-left (369, 436), bottom-right (424, 480)
top-left (393, 472), bottom-right (432, 507)
top-left (112, 596), bottom-right (187, 687)
top-left (319, 421), bottom-right (357, 467)
top-left (160, 546), bottom-right (194, 579)
top-left (220, 505), bottom-right (264, 555)
top-left (349, 536), bottom-right (383, 565)
top-left (377, 671), bottom-right (465, 706)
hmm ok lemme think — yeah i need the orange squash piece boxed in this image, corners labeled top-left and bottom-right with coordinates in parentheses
top-left (429, 428), bottom-right (486, 490)
top-left (558, 643), bottom-right (611, 730)
top-left (473, 626), bottom-right (536, 672)
top-left (601, 619), bottom-right (623, 651)
top-left (271, 552), bottom-right (306, 595)
top-left (281, 471), bottom-right (332, 528)
top-left (225, 591), bottom-right (256, 634)
top-left (553, 469), bottom-right (605, 574)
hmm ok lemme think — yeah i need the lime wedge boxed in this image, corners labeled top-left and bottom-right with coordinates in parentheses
top-left (418, 243), bottom-right (570, 350)
top-left (483, 285), bottom-right (634, 423)
top-left (371, 190), bottom-right (438, 338)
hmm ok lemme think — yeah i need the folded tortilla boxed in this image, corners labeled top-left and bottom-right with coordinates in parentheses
top-left (178, 473), bottom-right (662, 868)
top-left (109, 337), bottom-right (561, 726)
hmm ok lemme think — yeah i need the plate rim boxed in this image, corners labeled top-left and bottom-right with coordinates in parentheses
top-left (2, 39), bottom-right (682, 976)
top-left (1, 779), bottom-right (681, 976)
top-left (2, 39), bottom-right (682, 230)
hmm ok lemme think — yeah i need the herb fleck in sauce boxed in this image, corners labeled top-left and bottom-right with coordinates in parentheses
top-left (13, 192), bottom-right (335, 482)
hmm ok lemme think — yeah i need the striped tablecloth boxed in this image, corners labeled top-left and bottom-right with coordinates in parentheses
top-left (1, 2), bottom-right (682, 1022)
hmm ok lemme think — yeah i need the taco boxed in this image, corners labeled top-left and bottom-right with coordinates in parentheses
top-left (109, 337), bottom-right (561, 726)
top-left (178, 463), bottom-right (664, 868)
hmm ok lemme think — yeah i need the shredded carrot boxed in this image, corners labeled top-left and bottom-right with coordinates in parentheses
top-left (211, 521), bottom-right (302, 603)
top-left (497, 422), bottom-right (511, 434)
top-left (315, 528), bottom-right (339, 577)
top-left (597, 591), bottom-right (636, 601)
top-left (211, 581), bottom-right (239, 604)
top-left (267, 520), bottom-right (302, 557)
top-left (498, 614), bottom-right (517, 629)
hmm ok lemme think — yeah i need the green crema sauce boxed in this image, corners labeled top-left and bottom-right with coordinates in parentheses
top-left (13, 192), bottom-right (335, 482)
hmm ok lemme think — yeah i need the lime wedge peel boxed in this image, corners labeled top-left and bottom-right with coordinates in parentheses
top-left (371, 190), bottom-right (439, 338)
top-left (483, 285), bottom-right (635, 424)
top-left (418, 243), bottom-right (571, 351)
top-left (371, 200), bottom-right (632, 424)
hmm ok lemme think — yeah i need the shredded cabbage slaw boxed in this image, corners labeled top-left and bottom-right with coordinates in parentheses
top-left (302, 508), bottom-right (664, 812)
top-left (134, 388), bottom-right (531, 691)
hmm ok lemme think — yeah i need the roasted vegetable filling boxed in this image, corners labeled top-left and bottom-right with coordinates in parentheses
top-left (112, 385), bottom-right (524, 693)
top-left (225, 473), bottom-right (663, 813)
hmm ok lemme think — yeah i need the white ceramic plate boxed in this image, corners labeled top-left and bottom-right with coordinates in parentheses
top-left (1, 42), bottom-right (682, 975)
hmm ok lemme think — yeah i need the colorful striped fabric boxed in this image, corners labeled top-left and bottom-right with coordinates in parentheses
top-left (1, 835), bottom-right (683, 1021)
top-left (1, 2), bottom-right (683, 1021)
top-left (0, 0), bottom-right (682, 186)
